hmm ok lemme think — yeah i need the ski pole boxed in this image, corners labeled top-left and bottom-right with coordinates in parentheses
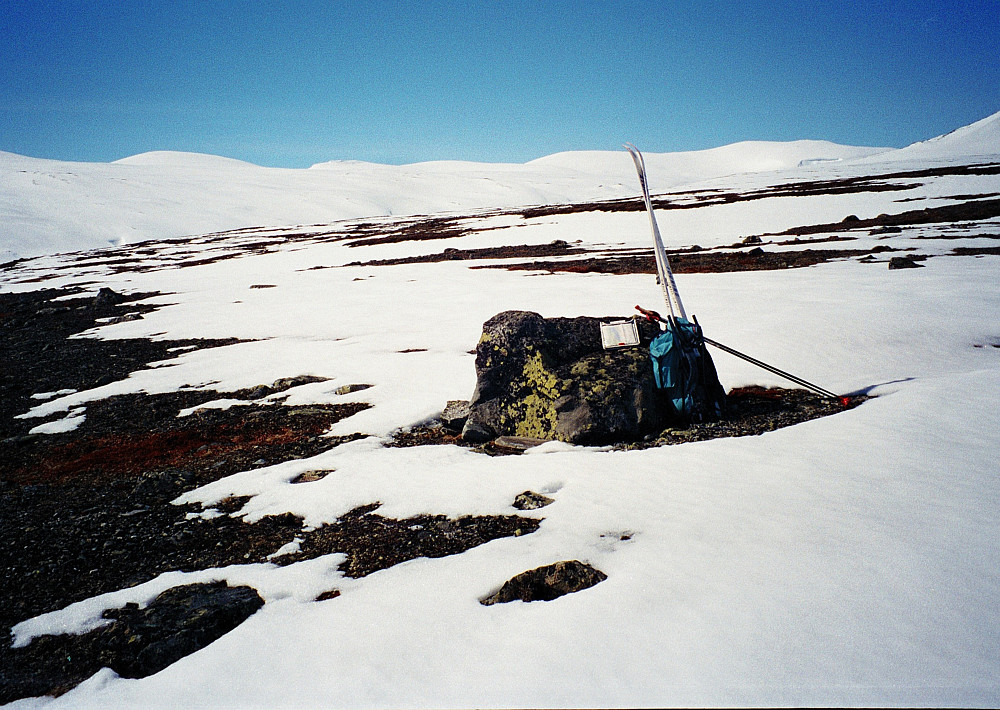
top-left (700, 336), bottom-right (841, 400)
top-left (634, 305), bottom-right (842, 401)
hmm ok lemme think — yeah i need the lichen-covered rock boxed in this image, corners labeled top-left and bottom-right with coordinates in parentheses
top-left (462, 311), bottom-right (663, 445)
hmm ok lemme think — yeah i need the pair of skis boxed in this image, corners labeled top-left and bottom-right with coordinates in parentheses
top-left (624, 144), bottom-right (844, 404)
top-left (624, 143), bottom-right (687, 322)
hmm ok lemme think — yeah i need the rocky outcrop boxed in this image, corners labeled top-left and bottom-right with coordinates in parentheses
top-left (462, 311), bottom-right (663, 445)
top-left (0, 582), bottom-right (265, 704)
top-left (99, 582), bottom-right (264, 678)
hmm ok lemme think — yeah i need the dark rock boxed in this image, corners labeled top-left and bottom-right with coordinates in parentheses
top-left (462, 311), bottom-right (663, 445)
top-left (512, 490), bottom-right (554, 510)
top-left (461, 417), bottom-right (495, 443)
top-left (105, 313), bottom-right (143, 324)
top-left (480, 560), bottom-right (607, 605)
top-left (440, 399), bottom-right (471, 430)
top-left (493, 435), bottom-right (547, 452)
top-left (888, 255), bottom-right (926, 269)
top-left (271, 375), bottom-right (328, 391)
top-left (244, 385), bottom-right (271, 399)
top-left (92, 287), bottom-right (128, 308)
top-left (741, 235), bottom-right (762, 245)
top-left (132, 469), bottom-right (195, 497)
top-left (334, 383), bottom-right (373, 395)
top-left (35, 306), bottom-right (71, 316)
top-left (291, 469), bottom-right (332, 484)
top-left (98, 581), bottom-right (264, 678)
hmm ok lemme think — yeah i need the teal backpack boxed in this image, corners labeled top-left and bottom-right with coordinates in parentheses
top-left (649, 317), bottom-right (726, 423)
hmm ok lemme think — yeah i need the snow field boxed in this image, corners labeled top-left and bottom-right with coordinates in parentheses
top-left (20, 366), bottom-right (1000, 707)
top-left (11, 254), bottom-right (1000, 707)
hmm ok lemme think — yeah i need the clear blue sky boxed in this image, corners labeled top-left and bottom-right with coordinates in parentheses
top-left (2, 0), bottom-right (998, 167)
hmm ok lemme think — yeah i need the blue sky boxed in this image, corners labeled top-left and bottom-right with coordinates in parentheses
top-left (2, 0), bottom-right (998, 167)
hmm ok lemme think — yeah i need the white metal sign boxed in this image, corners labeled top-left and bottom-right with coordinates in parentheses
top-left (600, 320), bottom-right (640, 349)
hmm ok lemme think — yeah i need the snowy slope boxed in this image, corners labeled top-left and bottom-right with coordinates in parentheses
top-left (1, 139), bottom-right (888, 261)
top-left (528, 139), bottom-right (889, 183)
top-left (882, 109), bottom-right (1000, 162)
top-left (2, 113), bottom-right (1000, 707)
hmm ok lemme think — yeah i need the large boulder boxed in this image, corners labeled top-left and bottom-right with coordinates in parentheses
top-left (462, 311), bottom-right (664, 445)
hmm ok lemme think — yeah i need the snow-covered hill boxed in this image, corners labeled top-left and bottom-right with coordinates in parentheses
top-left (1, 139), bottom-right (891, 261)
top-left (883, 108), bottom-right (1000, 161)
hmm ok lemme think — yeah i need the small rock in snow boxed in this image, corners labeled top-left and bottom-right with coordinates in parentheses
top-left (888, 255), bottom-right (926, 269)
top-left (512, 490), bottom-right (555, 510)
top-left (480, 560), bottom-right (607, 605)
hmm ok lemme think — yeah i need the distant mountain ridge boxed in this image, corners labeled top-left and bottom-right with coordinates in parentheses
top-left (112, 151), bottom-right (262, 169)
top-left (1, 111), bottom-right (997, 260)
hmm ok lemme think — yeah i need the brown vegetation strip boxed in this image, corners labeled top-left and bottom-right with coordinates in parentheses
top-left (513, 163), bottom-right (1000, 221)
top-left (340, 215), bottom-right (471, 247)
top-left (343, 240), bottom-right (586, 267)
top-left (952, 245), bottom-right (1000, 257)
top-left (514, 176), bottom-right (916, 220)
top-left (775, 198), bottom-right (1000, 237)
top-left (474, 245), bottom-right (897, 275)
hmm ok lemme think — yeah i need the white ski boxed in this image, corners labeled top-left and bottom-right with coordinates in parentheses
top-left (624, 143), bottom-right (687, 321)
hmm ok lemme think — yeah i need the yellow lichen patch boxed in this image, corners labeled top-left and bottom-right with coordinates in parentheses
top-left (509, 350), bottom-right (562, 440)
top-left (515, 393), bottom-right (558, 439)
top-left (522, 351), bottom-right (559, 397)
